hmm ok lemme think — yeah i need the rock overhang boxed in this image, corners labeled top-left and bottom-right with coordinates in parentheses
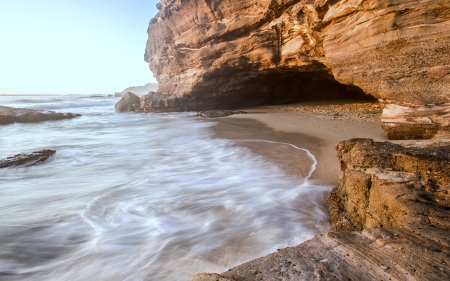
top-left (143, 0), bottom-right (450, 139)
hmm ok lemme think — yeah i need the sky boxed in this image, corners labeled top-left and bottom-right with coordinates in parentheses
top-left (0, 0), bottom-right (160, 95)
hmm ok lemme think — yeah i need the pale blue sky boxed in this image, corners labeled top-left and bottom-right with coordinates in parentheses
top-left (0, 0), bottom-right (159, 95)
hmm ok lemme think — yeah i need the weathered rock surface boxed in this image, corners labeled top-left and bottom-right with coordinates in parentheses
top-left (144, 0), bottom-right (450, 139)
top-left (192, 139), bottom-right (450, 281)
top-left (115, 92), bottom-right (141, 112)
top-left (0, 149), bottom-right (56, 168)
top-left (332, 139), bottom-right (450, 230)
top-left (135, 91), bottom-right (185, 112)
top-left (0, 106), bottom-right (80, 125)
top-left (380, 100), bottom-right (450, 140)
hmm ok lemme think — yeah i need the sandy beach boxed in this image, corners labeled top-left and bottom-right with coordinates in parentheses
top-left (212, 101), bottom-right (387, 186)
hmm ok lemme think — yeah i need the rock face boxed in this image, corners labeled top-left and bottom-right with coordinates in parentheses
top-left (192, 139), bottom-right (450, 281)
top-left (115, 92), bottom-right (141, 112)
top-left (144, 0), bottom-right (450, 139)
top-left (0, 149), bottom-right (56, 168)
top-left (332, 139), bottom-right (450, 230)
top-left (0, 106), bottom-right (80, 125)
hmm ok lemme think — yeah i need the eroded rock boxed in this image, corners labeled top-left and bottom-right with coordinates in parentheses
top-left (212, 226), bottom-right (450, 281)
top-left (0, 149), bottom-right (56, 168)
top-left (380, 101), bottom-right (450, 139)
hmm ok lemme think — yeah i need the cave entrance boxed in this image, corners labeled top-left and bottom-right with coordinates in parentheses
top-left (231, 70), bottom-right (376, 108)
top-left (190, 65), bottom-right (377, 111)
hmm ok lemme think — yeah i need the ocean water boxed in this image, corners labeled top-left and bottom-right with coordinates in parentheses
top-left (0, 96), bottom-right (331, 281)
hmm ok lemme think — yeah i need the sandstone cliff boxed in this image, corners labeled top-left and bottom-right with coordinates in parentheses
top-left (142, 0), bottom-right (450, 139)
top-left (193, 139), bottom-right (450, 281)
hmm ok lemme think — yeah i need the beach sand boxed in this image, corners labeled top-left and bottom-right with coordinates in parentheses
top-left (212, 101), bottom-right (387, 186)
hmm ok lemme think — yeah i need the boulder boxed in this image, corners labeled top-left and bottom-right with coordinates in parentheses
top-left (115, 92), bottom-right (140, 112)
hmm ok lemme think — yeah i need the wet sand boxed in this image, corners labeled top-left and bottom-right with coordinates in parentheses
top-left (213, 106), bottom-right (387, 186)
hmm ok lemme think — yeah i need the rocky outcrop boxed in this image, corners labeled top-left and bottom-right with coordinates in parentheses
top-left (332, 139), bottom-right (450, 230)
top-left (135, 91), bottom-right (185, 112)
top-left (0, 149), bottom-right (56, 168)
top-left (0, 106), bottom-right (80, 125)
top-left (144, 0), bottom-right (450, 139)
top-left (192, 139), bottom-right (450, 280)
top-left (115, 92), bottom-right (141, 112)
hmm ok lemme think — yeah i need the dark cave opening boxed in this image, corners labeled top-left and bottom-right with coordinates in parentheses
top-left (259, 73), bottom-right (376, 106)
top-left (197, 69), bottom-right (377, 110)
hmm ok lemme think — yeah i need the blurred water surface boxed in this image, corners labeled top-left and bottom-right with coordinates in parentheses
top-left (0, 96), bottom-right (330, 280)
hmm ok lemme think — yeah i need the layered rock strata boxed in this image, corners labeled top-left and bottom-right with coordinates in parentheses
top-left (0, 106), bottom-right (80, 125)
top-left (144, 0), bottom-right (450, 139)
top-left (380, 100), bottom-right (450, 140)
top-left (192, 139), bottom-right (450, 280)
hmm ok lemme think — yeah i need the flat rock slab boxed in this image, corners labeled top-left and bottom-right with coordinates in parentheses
top-left (0, 105), bottom-right (81, 125)
top-left (0, 149), bottom-right (56, 168)
top-left (207, 226), bottom-right (449, 281)
top-left (197, 110), bottom-right (247, 118)
top-left (192, 273), bottom-right (236, 281)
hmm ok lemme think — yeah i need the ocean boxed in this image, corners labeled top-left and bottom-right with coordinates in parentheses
top-left (0, 96), bottom-right (331, 280)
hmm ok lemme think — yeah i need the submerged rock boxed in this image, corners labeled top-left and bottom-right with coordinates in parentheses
top-left (196, 110), bottom-right (247, 118)
top-left (115, 92), bottom-right (140, 112)
top-left (0, 106), bottom-right (80, 125)
top-left (193, 139), bottom-right (450, 280)
top-left (0, 149), bottom-right (56, 168)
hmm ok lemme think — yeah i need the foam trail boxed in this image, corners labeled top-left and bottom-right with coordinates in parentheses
top-left (237, 139), bottom-right (318, 182)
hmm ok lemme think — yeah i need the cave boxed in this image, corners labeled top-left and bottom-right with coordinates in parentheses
top-left (188, 67), bottom-right (376, 111)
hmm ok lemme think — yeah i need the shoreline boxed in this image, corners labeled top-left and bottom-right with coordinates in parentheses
top-left (197, 106), bottom-right (450, 281)
top-left (212, 107), bottom-right (386, 186)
